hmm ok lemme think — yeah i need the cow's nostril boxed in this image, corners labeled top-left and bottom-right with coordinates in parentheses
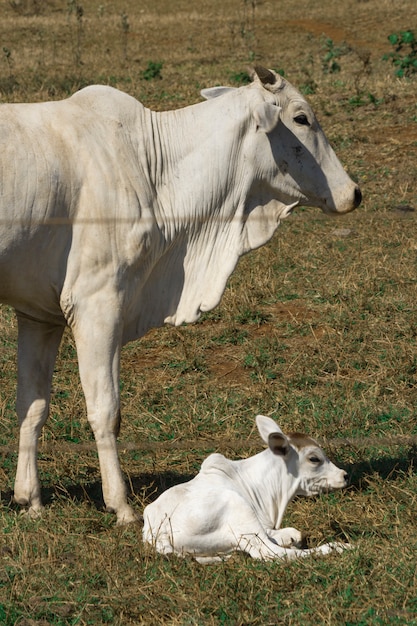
top-left (343, 472), bottom-right (349, 484)
top-left (354, 186), bottom-right (362, 208)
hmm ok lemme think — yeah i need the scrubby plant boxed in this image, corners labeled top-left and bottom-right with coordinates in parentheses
top-left (347, 92), bottom-right (384, 109)
top-left (141, 61), bottom-right (163, 80)
top-left (230, 70), bottom-right (251, 84)
top-left (229, 0), bottom-right (258, 62)
top-left (67, 0), bottom-right (84, 67)
top-left (2, 47), bottom-right (13, 76)
top-left (321, 37), bottom-right (350, 74)
top-left (120, 12), bottom-right (129, 61)
top-left (8, 0), bottom-right (42, 15)
top-left (0, 46), bottom-right (18, 94)
top-left (240, 0), bottom-right (257, 58)
top-left (383, 30), bottom-right (417, 77)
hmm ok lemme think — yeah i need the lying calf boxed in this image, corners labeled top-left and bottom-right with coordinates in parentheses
top-left (143, 415), bottom-right (349, 563)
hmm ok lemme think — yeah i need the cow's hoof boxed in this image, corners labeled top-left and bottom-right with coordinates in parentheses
top-left (114, 507), bottom-right (142, 526)
top-left (318, 542), bottom-right (352, 555)
top-left (270, 527), bottom-right (303, 548)
top-left (19, 506), bottom-right (43, 520)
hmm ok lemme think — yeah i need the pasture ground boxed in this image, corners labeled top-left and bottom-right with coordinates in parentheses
top-left (1, 0), bottom-right (417, 624)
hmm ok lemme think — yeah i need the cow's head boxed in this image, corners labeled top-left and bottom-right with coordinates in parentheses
top-left (202, 66), bottom-right (361, 217)
top-left (256, 415), bottom-right (349, 496)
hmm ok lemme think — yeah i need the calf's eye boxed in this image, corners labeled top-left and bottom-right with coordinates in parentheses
top-left (294, 114), bottom-right (310, 126)
top-left (309, 456), bottom-right (322, 464)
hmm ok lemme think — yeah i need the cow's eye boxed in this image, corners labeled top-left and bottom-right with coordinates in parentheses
top-left (294, 114), bottom-right (310, 126)
top-left (309, 455), bottom-right (322, 464)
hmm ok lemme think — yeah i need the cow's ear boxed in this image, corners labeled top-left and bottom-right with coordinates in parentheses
top-left (254, 102), bottom-right (281, 133)
top-left (256, 415), bottom-right (284, 443)
top-left (201, 86), bottom-right (236, 100)
top-left (268, 433), bottom-right (290, 456)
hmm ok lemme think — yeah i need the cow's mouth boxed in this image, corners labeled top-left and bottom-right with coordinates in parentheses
top-left (322, 185), bottom-right (362, 214)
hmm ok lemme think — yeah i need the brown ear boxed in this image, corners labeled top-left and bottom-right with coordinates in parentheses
top-left (268, 432), bottom-right (290, 456)
top-left (254, 65), bottom-right (277, 86)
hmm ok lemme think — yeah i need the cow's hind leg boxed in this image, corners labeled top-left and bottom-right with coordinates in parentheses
top-left (14, 315), bottom-right (64, 515)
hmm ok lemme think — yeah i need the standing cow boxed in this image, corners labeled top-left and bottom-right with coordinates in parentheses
top-left (0, 67), bottom-right (361, 523)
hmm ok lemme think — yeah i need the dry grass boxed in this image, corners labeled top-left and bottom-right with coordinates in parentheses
top-left (1, 0), bottom-right (417, 624)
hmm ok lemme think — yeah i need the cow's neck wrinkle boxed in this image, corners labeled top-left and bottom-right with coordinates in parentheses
top-left (231, 451), bottom-right (300, 530)
top-left (146, 99), bottom-right (250, 213)
top-left (120, 93), bottom-right (290, 335)
top-left (123, 100), bottom-right (253, 329)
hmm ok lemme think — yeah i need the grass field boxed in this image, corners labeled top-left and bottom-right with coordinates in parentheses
top-left (1, 0), bottom-right (417, 624)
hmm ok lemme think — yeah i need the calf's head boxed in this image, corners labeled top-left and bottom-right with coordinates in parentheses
top-left (256, 415), bottom-right (348, 496)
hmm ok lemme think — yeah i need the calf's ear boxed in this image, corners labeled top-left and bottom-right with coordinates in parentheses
top-left (254, 102), bottom-right (281, 133)
top-left (268, 433), bottom-right (290, 456)
top-left (256, 414), bottom-right (284, 443)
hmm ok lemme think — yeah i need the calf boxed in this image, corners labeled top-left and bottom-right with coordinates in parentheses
top-left (143, 415), bottom-right (349, 563)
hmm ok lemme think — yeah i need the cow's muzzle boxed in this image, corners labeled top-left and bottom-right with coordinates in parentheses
top-left (325, 183), bottom-right (362, 215)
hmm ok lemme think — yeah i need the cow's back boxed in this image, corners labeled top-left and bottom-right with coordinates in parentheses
top-left (0, 85), bottom-right (141, 232)
top-left (0, 86), bottom-right (145, 320)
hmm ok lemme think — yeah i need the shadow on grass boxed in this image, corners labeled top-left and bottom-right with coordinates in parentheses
top-left (1, 471), bottom-right (194, 514)
top-left (1, 448), bottom-right (415, 516)
top-left (345, 445), bottom-right (417, 489)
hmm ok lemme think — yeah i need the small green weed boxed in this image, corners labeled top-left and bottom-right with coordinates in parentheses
top-left (347, 93), bottom-right (384, 109)
top-left (383, 30), bottom-right (417, 77)
top-left (230, 70), bottom-right (251, 84)
top-left (321, 37), bottom-right (350, 74)
top-left (141, 61), bottom-right (163, 81)
top-left (230, 67), bottom-right (283, 86)
top-left (211, 327), bottom-right (248, 345)
top-left (300, 80), bottom-right (317, 95)
top-left (235, 307), bottom-right (270, 325)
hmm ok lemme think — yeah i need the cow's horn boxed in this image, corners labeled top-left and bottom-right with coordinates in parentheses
top-left (254, 66), bottom-right (276, 86)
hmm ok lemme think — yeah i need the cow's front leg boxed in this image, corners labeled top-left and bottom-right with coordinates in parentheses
top-left (14, 316), bottom-right (64, 515)
top-left (243, 533), bottom-right (349, 560)
top-left (73, 313), bottom-right (139, 525)
top-left (268, 527), bottom-right (303, 548)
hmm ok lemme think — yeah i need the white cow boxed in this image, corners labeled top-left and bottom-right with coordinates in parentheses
top-left (143, 415), bottom-right (349, 563)
top-left (0, 67), bottom-right (361, 524)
